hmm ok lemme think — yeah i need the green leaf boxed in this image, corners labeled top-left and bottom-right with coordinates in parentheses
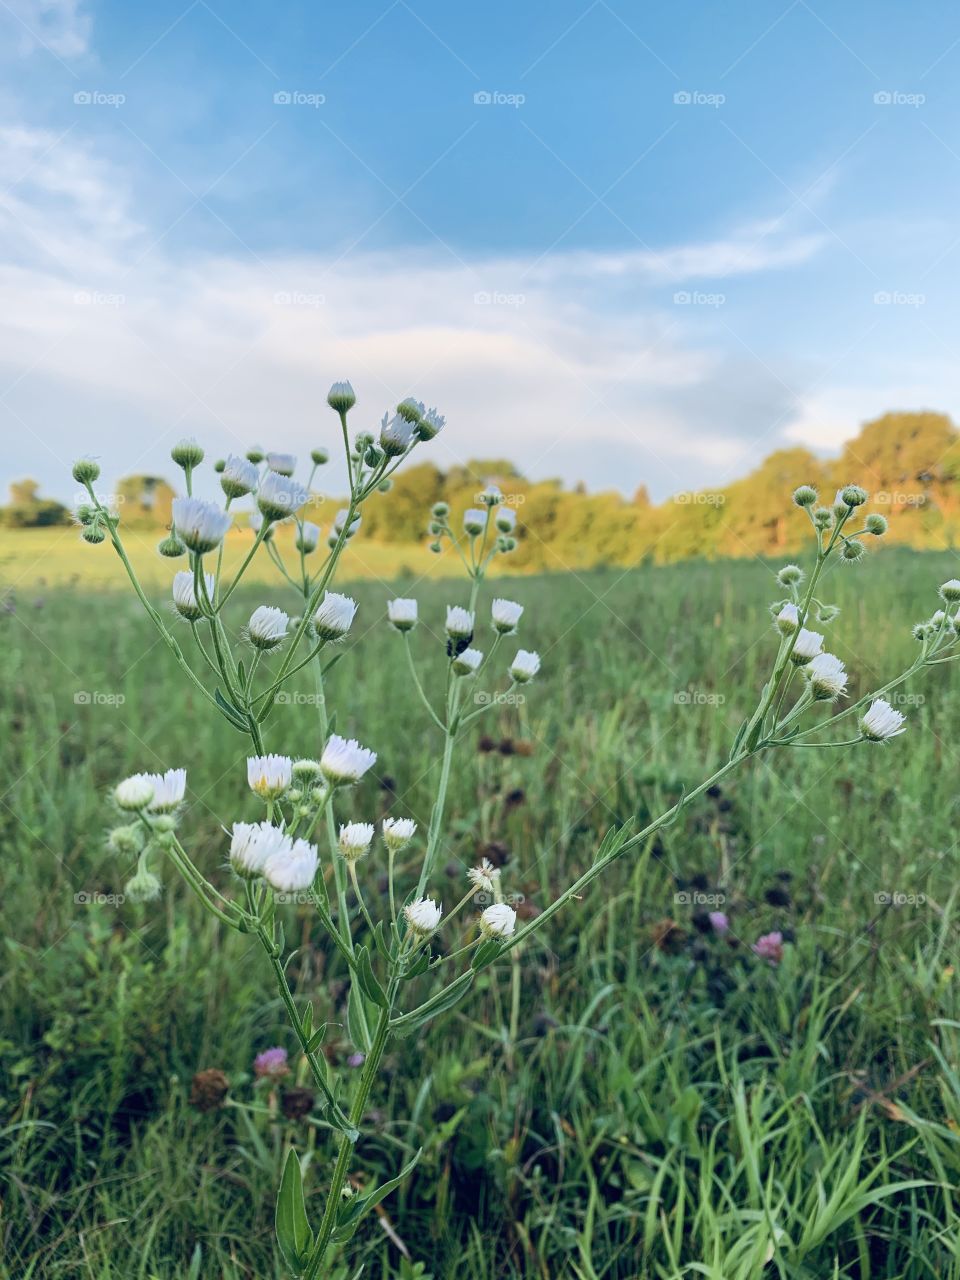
top-left (306, 1023), bottom-right (327, 1054)
top-left (471, 938), bottom-right (503, 971)
top-left (214, 687), bottom-right (248, 731)
top-left (372, 919), bottom-right (393, 962)
top-left (276, 1149), bottom-right (313, 1272)
top-left (331, 1149), bottom-right (423, 1244)
top-left (391, 972), bottom-right (474, 1036)
top-left (347, 979), bottom-right (373, 1052)
top-left (400, 949), bottom-right (429, 981)
top-left (301, 1001), bottom-right (314, 1042)
top-left (356, 946), bottom-right (387, 1007)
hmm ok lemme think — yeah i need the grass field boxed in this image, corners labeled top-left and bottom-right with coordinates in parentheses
top-left (4, 538), bottom-right (960, 1278)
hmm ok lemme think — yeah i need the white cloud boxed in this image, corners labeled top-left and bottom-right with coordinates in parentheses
top-left (2, 0), bottom-right (91, 59)
top-left (0, 124), bottom-right (833, 498)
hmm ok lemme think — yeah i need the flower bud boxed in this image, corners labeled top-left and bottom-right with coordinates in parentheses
top-left (383, 817), bottom-right (417, 852)
top-left (776, 564), bottom-right (803, 587)
top-left (171, 438), bottom-right (204, 469)
top-left (792, 485), bottom-right (817, 507)
top-left (339, 822), bottom-right (374, 862)
top-left (72, 458), bottom-right (101, 484)
top-left (841, 538), bottom-right (865, 563)
top-left (479, 902), bottom-right (516, 940)
top-left (940, 579), bottom-right (960, 602)
top-left (75, 503), bottom-right (96, 525)
top-left (107, 823), bottom-right (145, 856)
top-left (452, 647), bottom-right (483, 675)
top-left (220, 454), bottom-right (259, 499)
top-left (865, 513), bottom-right (887, 536)
top-left (432, 502), bottom-right (449, 518)
top-left (327, 381), bottom-right (356, 413)
top-left (463, 508), bottom-right (487, 536)
top-left (396, 397), bottom-right (424, 425)
top-left (213, 458), bottom-right (225, 473)
top-left (812, 507), bottom-right (833, 530)
top-left (247, 605), bottom-right (289, 650)
top-left (387, 598), bottom-right (418, 632)
top-left (125, 864), bottom-right (163, 903)
top-left (311, 447), bottom-right (329, 465)
top-left (82, 523), bottom-right (106, 544)
top-left (840, 484), bottom-right (868, 507)
top-left (158, 532), bottom-right (187, 558)
top-left (417, 407), bottom-right (445, 440)
top-left (775, 602), bottom-right (799, 634)
top-left (246, 445), bottom-right (265, 464)
top-left (404, 896), bottom-right (442, 938)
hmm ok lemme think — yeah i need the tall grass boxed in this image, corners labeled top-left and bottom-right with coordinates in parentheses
top-left (2, 548), bottom-right (959, 1277)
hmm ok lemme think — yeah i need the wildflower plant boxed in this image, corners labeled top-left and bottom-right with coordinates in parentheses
top-left (73, 402), bottom-right (960, 1274)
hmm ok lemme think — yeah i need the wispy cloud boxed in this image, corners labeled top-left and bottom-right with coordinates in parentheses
top-left (2, 0), bottom-right (91, 59)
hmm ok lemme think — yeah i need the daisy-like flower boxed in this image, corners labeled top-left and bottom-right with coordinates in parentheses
top-left (313, 591), bottom-right (358, 641)
top-left (257, 471), bottom-right (310, 522)
top-left (114, 774), bottom-right (155, 811)
top-left (467, 857), bottom-right (496, 894)
top-left (387, 598), bottom-right (418, 632)
top-left (445, 606), bottom-right (475, 639)
top-left (752, 931), bottom-right (784, 965)
top-left (327, 380), bottom-right (356, 413)
top-left (807, 652), bottom-right (847, 701)
top-left (320, 734), bottom-right (377, 785)
top-left (265, 452), bottom-right (297, 476)
top-left (940, 579), bottom-right (960, 602)
top-left (247, 755), bottom-right (293, 799)
top-left (172, 570), bottom-right (214, 621)
top-left (860, 698), bottom-right (907, 741)
top-left (510, 650), bottom-right (541, 684)
top-left (143, 768), bottom-right (187, 813)
top-left (296, 521), bottom-right (320, 553)
top-left (382, 817), bottom-right (417, 852)
top-left (263, 837), bottom-right (319, 893)
top-left (463, 508), bottom-right (487, 535)
top-left (220, 454), bottom-right (259, 499)
top-left (396, 397), bottom-right (424, 424)
top-left (495, 506), bottom-right (517, 533)
top-left (247, 605), bottom-right (289, 650)
top-left (790, 628), bottom-right (824, 665)
top-left (404, 896), bottom-right (442, 938)
top-left (491, 598), bottom-right (523, 634)
top-left (249, 511), bottom-right (274, 541)
top-left (452, 647), bottom-right (483, 675)
top-left (775, 602), bottom-right (799, 634)
top-left (479, 902), bottom-right (517, 940)
top-left (229, 821), bottom-right (287, 878)
top-left (339, 822), bottom-right (375, 862)
top-left (417, 407), bottom-right (444, 440)
top-left (172, 497), bottom-right (233, 553)
top-left (380, 412), bottom-right (416, 457)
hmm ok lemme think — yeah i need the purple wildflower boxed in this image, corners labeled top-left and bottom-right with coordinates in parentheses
top-left (708, 911), bottom-right (729, 935)
top-left (253, 1046), bottom-right (290, 1079)
top-left (752, 931), bottom-right (784, 965)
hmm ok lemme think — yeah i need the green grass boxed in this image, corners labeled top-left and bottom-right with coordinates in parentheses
top-left (3, 544), bottom-right (960, 1278)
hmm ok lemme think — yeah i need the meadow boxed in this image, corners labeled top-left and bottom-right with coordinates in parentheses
top-left (3, 534), bottom-right (960, 1279)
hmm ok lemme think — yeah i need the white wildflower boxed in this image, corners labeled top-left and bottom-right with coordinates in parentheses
top-left (247, 755), bottom-right (293, 799)
top-left (247, 605), bottom-right (289, 650)
top-left (265, 452), bottom-right (296, 476)
top-left (229, 821), bottom-right (287, 878)
top-left (463, 508), bottom-right (487, 536)
top-left (380, 412), bottom-right (416, 457)
top-left (790, 628), bottom-right (824, 665)
top-left (453, 647), bottom-right (483, 675)
top-left (339, 822), bottom-right (375, 862)
top-left (220, 454), bottom-right (259, 499)
top-left (510, 650), bottom-right (541, 683)
top-left (296, 521), bottom-right (320, 553)
top-left (807, 652), bottom-right (847, 701)
top-left (172, 497), bottom-right (232, 553)
top-left (404, 896), bottom-right (442, 938)
top-left (491, 598), bottom-right (523, 634)
top-left (143, 768), bottom-right (187, 813)
top-left (480, 902), bottom-right (516, 940)
top-left (172, 570), bottom-right (214, 621)
top-left (776, 603), bottom-right (799, 634)
top-left (445, 606), bottom-right (475, 639)
top-left (321, 734), bottom-right (377, 785)
top-left (860, 698), bottom-right (907, 741)
top-left (387, 598), bottom-right (418, 632)
top-left (263, 837), bottom-right (319, 893)
top-left (313, 591), bottom-right (358, 641)
top-left (418, 407), bottom-right (444, 439)
top-left (257, 471), bottom-right (310, 521)
top-left (467, 857), bottom-right (496, 894)
top-left (382, 817), bottom-right (417, 852)
top-left (114, 774), bottom-right (155, 811)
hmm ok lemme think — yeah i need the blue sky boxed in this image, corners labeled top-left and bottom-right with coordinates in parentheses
top-left (3, 0), bottom-right (960, 504)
